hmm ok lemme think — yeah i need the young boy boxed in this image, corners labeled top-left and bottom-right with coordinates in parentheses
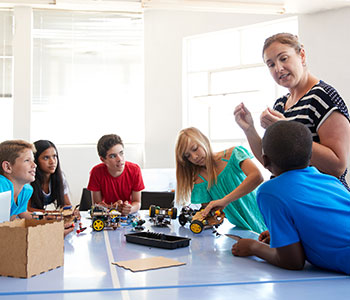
top-left (87, 134), bottom-right (144, 215)
top-left (0, 140), bottom-right (36, 220)
top-left (232, 121), bottom-right (350, 274)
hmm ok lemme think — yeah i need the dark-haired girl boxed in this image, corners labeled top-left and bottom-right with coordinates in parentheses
top-left (28, 140), bottom-right (71, 211)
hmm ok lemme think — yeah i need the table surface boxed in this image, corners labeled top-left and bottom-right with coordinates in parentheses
top-left (1, 211), bottom-right (349, 299)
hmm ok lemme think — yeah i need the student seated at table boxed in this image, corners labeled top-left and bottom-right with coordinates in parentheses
top-left (27, 140), bottom-right (80, 233)
top-left (232, 121), bottom-right (350, 274)
top-left (175, 127), bottom-right (267, 233)
top-left (0, 140), bottom-right (74, 237)
top-left (87, 134), bottom-right (144, 215)
top-left (0, 140), bottom-right (36, 221)
top-left (28, 140), bottom-right (72, 211)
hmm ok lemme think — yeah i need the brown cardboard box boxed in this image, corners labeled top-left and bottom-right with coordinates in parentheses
top-left (0, 219), bottom-right (64, 278)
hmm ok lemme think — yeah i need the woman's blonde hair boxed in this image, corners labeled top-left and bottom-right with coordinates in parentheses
top-left (175, 127), bottom-right (218, 206)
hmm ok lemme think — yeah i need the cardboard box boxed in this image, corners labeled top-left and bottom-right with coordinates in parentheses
top-left (0, 219), bottom-right (64, 278)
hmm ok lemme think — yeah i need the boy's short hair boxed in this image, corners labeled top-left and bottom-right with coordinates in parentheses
top-left (262, 121), bottom-right (312, 171)
top-left (97, 134), bottom-right (124, 158)
top-left (0, 140), bottom-right (35, 175)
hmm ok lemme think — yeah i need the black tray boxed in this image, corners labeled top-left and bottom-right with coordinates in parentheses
top-left (125, 231), bottom-right (190, 249)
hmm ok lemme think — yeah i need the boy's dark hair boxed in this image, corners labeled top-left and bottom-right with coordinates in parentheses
top-left (97, 134), bottom-right (124, 158)
top-left (0, 140), bottom-right (35, 175)
top-left (30, 140), bottom-right (65, 209)
top-left (262, 121), bottom-right (312, 172)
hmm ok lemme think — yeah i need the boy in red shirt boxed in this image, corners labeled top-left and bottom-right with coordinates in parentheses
top-left (88, 134), bottom-right (144, 215)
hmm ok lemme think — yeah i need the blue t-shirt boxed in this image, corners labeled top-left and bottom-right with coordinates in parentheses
top-left (257, 167), bottom-right (350, 274)
top-left (0, 175), bottom-right (33, 217)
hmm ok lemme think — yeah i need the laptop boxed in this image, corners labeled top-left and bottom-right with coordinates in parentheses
top-left (0, 190), bottom-right (12, 222)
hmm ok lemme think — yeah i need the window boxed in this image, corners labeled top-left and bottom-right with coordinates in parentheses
top-left (32, 10), bottom-right (144, 144)
top-left (183, 17), bottom-right (298, 151)
top-left (0, 10), bottom-right (13, 141)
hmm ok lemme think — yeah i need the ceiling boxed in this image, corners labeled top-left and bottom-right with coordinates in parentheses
top-left (0, 0), bottom-right (350, 15)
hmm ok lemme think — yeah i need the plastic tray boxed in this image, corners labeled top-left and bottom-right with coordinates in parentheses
top-left (125, 231), bottom-right (191, 249)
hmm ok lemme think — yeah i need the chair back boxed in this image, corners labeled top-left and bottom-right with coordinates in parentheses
top-left (141, 191), bottom-right (174, 210)
top-left (79, 188), bottom-right (92, 211)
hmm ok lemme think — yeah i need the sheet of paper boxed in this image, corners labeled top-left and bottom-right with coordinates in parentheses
top-left (112, 256), bottom-right (186, 272)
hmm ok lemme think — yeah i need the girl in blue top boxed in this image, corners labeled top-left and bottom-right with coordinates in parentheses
top-left (175, 127), bottom-right (267, 233)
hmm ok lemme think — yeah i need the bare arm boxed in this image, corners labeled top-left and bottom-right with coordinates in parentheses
top-left (311, 111), bottom-right (350, 177)
top-left (64, 194), bottom-right (72, 206)
top-left (130, 190), bottom-right (141, 214)
top-left (17, 211), bottom-right (34, 220)
top-left (27, 199), bottom-right (45, 212)
top-left (116, 190), bottom-right (142, 215)
top-left (232, 239), bottom-right (305, 270)
top-left (202, 158), bottom-right (263, 216)
top-left (91, 191), bottom-right (103, 205)
top-left (234, 103), bottom-right (264, 165)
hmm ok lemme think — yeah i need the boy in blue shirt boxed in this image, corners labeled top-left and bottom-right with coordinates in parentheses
top-left (232, 121), bottom-right (350, 274)
top-left (0, 140), bottom-right (36, 220)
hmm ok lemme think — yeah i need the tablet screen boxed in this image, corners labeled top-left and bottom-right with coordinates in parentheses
top-left (0, 191), bottom-right (11, 222)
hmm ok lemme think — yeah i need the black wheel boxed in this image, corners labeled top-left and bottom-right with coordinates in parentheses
top-left (149, 205), bottom-right (156, 217)
top-left (190, 220), bottom-right (204, 234)
top-left (170, 207), bottom-right (177, 219)
top-left (178, 214), bottom-right (187, 226)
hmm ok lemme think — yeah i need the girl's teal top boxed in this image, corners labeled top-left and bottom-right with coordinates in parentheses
top-left (191, 146), bottom-right (267, 233)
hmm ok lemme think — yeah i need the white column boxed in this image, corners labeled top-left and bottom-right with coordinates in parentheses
top-left (13, 6), bottom-right (32, 140)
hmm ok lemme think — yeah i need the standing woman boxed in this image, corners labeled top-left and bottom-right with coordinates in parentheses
top-left (28, 140), bottom-right (71, 211)
top-left (234, 33), bottom-right (350, 190)
top-left (175, 127), bottom-right (267, 233)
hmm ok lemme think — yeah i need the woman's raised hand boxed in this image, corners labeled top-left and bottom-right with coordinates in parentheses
top-left (260, 107), bottom-right (286, 129)
top-left (234, 103), bottom-right (254, 132)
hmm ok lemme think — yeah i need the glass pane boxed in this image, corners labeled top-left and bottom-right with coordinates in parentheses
top-left (187, 97), bottom-right (210, 135)
top-left (185, 17), bottom-right (297, 148)
top-left (241, 17), bottom-right (298, 65)
top-left (32, 10), bottom-right (144, 144)
top-left (186, 30), bottom-right (240, 72)
top-left (0, 11), bottom-right (13, 141)
top-left (187, 72), bottom-right (208, 98)
top-left (211, 66), bottom-right (270, 94)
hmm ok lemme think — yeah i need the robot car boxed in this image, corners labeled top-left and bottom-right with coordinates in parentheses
top-left (90, 206), bottom-right (122, 231)
top-left (178, 206), bottom-right (225, 234)
top-left (148, 205), bottom-right (177, 226)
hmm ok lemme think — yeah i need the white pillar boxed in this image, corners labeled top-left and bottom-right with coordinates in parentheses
top-left (13, 6), bottom-right (32, 141)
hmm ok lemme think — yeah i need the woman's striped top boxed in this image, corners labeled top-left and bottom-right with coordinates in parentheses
top-left (273, 80), bottom-right (350, 190)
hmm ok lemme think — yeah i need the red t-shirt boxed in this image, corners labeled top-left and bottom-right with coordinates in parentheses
top-left (87, 161), bottom-right (145, 205)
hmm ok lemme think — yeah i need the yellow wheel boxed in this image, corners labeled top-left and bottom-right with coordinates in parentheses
top-left (110, 209), bottom-right (119, 219)
top-left (93, 219), bottom-right (105, 231)
top-left (190, 220), bottom-right (204, 234)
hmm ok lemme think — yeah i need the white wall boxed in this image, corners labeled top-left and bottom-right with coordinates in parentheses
top-left (143, 10), bottom-right (288, 168)
top-left (299, 8), bottom-right (350, 106)
top-left (298, 7), bottom-right (350, 183)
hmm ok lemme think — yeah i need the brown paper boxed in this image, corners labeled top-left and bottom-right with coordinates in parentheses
top-left (113, 256), bottom-right (186, 272)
